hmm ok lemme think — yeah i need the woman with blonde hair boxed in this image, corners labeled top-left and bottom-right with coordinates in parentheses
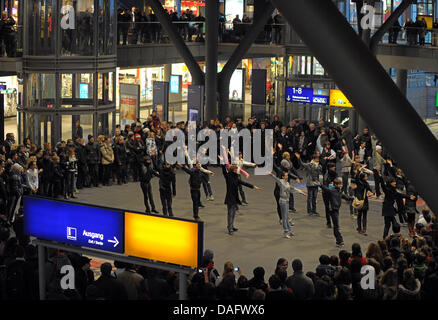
top-left (64, 147), bottom-right (78, 199)
top-left (26, 161), bottom-right (39, 195)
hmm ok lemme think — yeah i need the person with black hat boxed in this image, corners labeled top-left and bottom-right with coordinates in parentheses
top-left (75, 256), bottom-right (94, 300)
top-left (85, 135), bottom-right (101, 188)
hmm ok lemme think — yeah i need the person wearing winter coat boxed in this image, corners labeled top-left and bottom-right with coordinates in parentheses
top-left (320, 178), bottom-right (353, 247)
top-left (40, 151), bottom-right (55, 196)
top-left (7, 163), bottom-right (25, 223)
top-left (295, 152), bottom-right (322, 215)
top-left (85, 135), bottom-right (101, 187)
top-left (113, 136), bottom-right (127, 185)
top-left (100, 137), bottom-right (114, 186)
top-left (381, 176), bottom-right (415, 239)
top-left (398, 268), bottom-right (421, 300)
top-left (154, 159), bottom-right (176, 217)
top-left (26, 161), bottom-right (39, 195)
top-left (64, 147), bottom-right (78, 199)
top-left (51, 155), bottom-right (64, 198)
top-left (404, 180), bottom-right (418, 237)
top-left (218, 160), bottom-right (261, 235)
top-left (268, 171), bottom-right (304, 239)
top-left (139, 156), bottom-right (159, 214)
top-left (353, 173), bottom-right (374, 236)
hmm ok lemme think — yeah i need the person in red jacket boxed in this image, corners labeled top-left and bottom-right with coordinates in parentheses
top-left (150, 110), bottom-right (161, 129)
top-left (348, 243), bottom-right (368, 266)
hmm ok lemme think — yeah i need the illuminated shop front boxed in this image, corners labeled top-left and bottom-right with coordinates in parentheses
top-left (164, 0), bottom-right (205, 16)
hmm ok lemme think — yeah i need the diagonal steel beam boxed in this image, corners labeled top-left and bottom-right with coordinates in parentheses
top-left (271, 0), bottom-right (438, 213)
top-left (146, 0), bottom-right (204, 85)
top-left (370, 0), bottom-right (414, 53)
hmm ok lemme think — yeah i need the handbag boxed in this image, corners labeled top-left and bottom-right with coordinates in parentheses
top-left (352, 189), bottom-right (366, 210)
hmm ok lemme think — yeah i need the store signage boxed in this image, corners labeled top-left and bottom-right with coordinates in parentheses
top-left (329, 89), bottom-right (354, 108)
top-left (24, 196), bottom-right (204, 269)
top-left (79, 83), bottom-right (89, 99)
top-left (170, 75), bottom-right (180, 94)
top-left (286, 87), bottom-right (329, 105)
top-left (24, 197), bottom-right (124, 254)
top-left (436, 91), bottom-right (438, 107)
top-left (0, 89), bottom-right (14, 94)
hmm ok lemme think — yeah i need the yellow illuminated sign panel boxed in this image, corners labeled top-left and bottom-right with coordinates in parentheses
top-left (124, 212), bottom-right (201, 268)
top-left (329, 90), bottom-right (354, 108)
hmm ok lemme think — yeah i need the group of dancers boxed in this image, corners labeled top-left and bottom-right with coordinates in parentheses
top-left (138, 138), bottom-right (420, 246)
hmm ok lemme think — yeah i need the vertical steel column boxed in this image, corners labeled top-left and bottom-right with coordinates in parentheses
top-left (38, 244), bottom-right (46, 300)
top-left (396, 69), bottom-right (408, 96)
top-left (271, 0), bottom-right (438, 213)
top-left (205, 0), bottom-right (219, 122)
top-left (179, 272), bottom-right (187, 300)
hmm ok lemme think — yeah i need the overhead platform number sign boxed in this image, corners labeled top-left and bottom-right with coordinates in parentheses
top-left (286, 87), bottom-right (329, 105)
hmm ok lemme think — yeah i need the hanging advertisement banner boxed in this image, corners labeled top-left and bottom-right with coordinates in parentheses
top-left (229, 69), bottom-right (244, 102)
top-left (120, 83), bottom-right (140, 128)
top-left (153, 81), bottom-right (170, 122)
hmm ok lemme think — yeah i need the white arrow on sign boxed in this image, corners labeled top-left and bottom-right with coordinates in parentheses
top-left (108, 237), bottom-right (119, 247)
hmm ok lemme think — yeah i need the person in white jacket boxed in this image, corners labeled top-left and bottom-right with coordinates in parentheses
top-left (229, 147), bottom-right (256, 205)
top-left (268, 171), bottom-right (305, 239)
top-left (26, 161), bottom-right (39, 195)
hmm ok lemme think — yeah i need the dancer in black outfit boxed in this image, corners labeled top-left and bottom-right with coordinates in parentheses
top-left (220, 162), bottom-right (262, 235)
top-left (322, 163), bottom-right (338, 228)
top-left (320, 178), bottom-right (353, 247)
top-left (139, 156), bottom-right (159, 214)
top-left (155, 160), bottom-right (176, 217)
top-left (381, 176), bottom-right (415, 239)
top-left (178, 161), bottom-right (205, 221)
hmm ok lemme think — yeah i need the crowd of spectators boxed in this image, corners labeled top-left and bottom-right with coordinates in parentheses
top-left (116, 6), bottom-right (285, 45)
top-left (0, 111), bottom-right (437, 300)
top-left (1, 228), bottom-right (437, 300)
